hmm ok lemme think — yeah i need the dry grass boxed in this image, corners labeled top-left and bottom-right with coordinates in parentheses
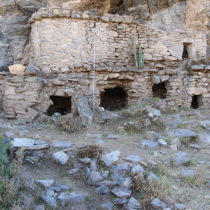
top-left (56, 114), bottom-right (82, 133)
top-left (181, 175), bottom-right (205, 187)
top-left (132, 164), bottom-right (172, 209)
top-left (77, 145), bottom-right (102, 159)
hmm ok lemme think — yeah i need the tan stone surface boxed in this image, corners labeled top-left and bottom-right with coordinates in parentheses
top-left (9, 64), bottom-right (26, 75)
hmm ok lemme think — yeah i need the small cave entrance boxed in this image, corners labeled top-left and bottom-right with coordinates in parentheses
top-left (182, 43), bottom-right (189, 59)
top-left (47, 96), bottom-right (72, 116)
top-left (191, 95), bottom-right (203, 109)
top-left (152, 82), bottom-right (167, 99)
top-left (109, 0), bottom-right (124, 14)
top-left (100, 87), bottom-right (127, 111)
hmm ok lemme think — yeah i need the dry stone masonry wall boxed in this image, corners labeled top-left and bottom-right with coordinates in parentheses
top-left (1, 6), bottom-right (210, 122)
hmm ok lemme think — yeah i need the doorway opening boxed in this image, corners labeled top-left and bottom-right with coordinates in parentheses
top-left (47, 96), bottom-right (71, 116)
top-left (152, 82), bottom-right (167, 99)
top-left (191, 95), bottom-right (203, 109)
top-left (100, 86), bottom-right (127, 111)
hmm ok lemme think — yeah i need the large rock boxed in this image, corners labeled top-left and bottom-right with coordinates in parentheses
top-left (16, 0), bottom-right (46, 16)
top-left (101, 150), bottom-right (120, 167)
top-left (88, 171), bottom-right (103, 185)
top-left (36, 179), bottom-right (54, 188)
top-left (9, 64), bottom-right (26, 75)
top-left (12, 138), bottom-right (49, 150)
top-left (75, 95), bottom-right (93, 126)
top-left (111, 186), bottom-right (131, 198)
top-left (52, 151), bottom-right (69, 165)
top-left (0, 32), bottom-right (13, 71)
top-left (0, 15), bottom-right (30, 66)
top-left (127, 197), bottom-right (142, 209)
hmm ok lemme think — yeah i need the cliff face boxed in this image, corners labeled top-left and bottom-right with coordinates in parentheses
top-left (0, 0), bottom-right (209, 72)
top-left (0, 0), bottom-right (47, 71)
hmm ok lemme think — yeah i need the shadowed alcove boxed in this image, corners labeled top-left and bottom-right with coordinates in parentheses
top-left (100, 86), bottom-right (127, 111)
top-left (47, 96), bottom-right (72, 116)
top-left (191, 95), bottom-right (203, 109)
top-left (152, 82), bottom-right (167, 99)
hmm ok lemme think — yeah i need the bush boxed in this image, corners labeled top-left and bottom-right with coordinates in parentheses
top-left (56, 113), bottom-right (82, 133)
top-left (0, 136), bottom-right (23, 209)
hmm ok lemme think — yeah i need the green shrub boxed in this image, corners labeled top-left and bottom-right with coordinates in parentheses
top-left (0, 136), bottom-right (22, 209)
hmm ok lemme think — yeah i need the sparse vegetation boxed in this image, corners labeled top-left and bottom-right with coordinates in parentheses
top-left (177, 122), bottom-right (188, 129)
top-left (182, 175), bottom-right (205, 187)
top-left (77, 145), bottom-right (102, 159)
top-left (180, 136), bottom-right (199, 147)
top-left (56, 114), bottom-right (82, 133)
top-left (132, 163), bottom-right (172, 209)
top-left (0, 136), bottom-right (24, 209)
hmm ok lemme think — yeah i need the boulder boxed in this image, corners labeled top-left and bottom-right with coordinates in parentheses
top-left (52, 151), bottom-right (69, 165)
top-left (127, 197), bottom-right (142, 209)
top-left (101, 150), bottom-right (120, 167)
top-left (75, 95), bottom-right (93, 126)
top-left (36, 179), bottom-right (54, 188)
top-left (111, 186), bottom-right (131, 198)
top-left (88, 171), bottom-right (103, 185)
top-left (9, 64), bottom-right (26, 75)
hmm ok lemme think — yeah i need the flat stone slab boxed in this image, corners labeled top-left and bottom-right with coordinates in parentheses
top-left (51, 140), bottom-right (72, 148)
top-left (12, 138), bottom-right (49, 150)
top-left (141, 140), bottom-right (158, 150)
top-left (111, 186), bottom-right (131, 198)
top-left (168, 129), bottom-right (197, 137)
top-left (36, 179), bottom-right (54, 188)
top-left (124, 155), bottom-right (142, 163)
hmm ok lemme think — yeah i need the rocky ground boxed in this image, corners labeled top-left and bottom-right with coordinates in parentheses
top-left (0, 101), bottom-right (210, 210)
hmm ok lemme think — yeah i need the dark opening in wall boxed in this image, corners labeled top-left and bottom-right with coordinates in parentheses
top-left (100, 87), bottom-right (127, 111)
top-left (152, 82), bottom-right (167, 99)
top-left (109, 0), bottom-right (124, 14)
top-left (182, 43), bottom-right (189, 59)
top-left (191, 95), bottom-right (203, 109)
top-left (47, 96), bottom-right (71, 116)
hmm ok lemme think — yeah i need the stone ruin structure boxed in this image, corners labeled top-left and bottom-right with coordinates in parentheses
top-left (0, 0), bottom-right (209, 122)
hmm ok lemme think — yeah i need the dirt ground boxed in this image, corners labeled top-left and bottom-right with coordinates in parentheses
top-left (0, 106), bottom-right (210, 209)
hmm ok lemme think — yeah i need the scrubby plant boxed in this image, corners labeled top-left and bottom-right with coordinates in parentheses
top-left (56, 114), bottom-right (82, 133)
top-left (132, 36), bottom-right (144, 69)
top-left (182, 175), bottom-right (205, 187)
top-left (77, 145), bottom-right (102, 160)
top-left (0, 136), bottom-right (23, 209)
